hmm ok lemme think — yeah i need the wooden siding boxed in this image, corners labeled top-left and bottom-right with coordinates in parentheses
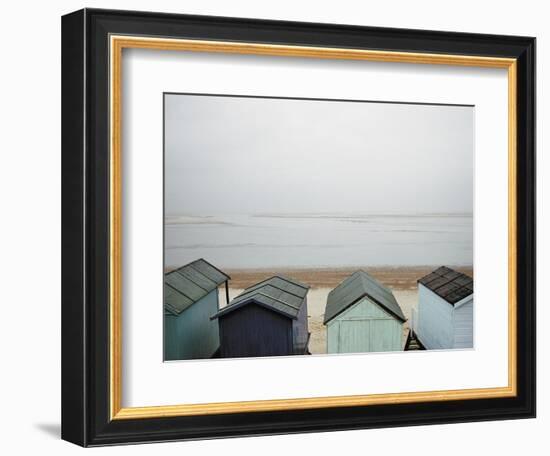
top-left (327, 297), bottom-right (403, 353)
top-left (164, 289), bottom-right (220, 360)
top-left (164, 314), bottom-right (178, 360)
top-left (292, 297), bottom-right (309, 354)
top-left (453, 297), bottom-right (474, 348)
top-left (219, 304), bottom-right (293, 358)
top-left (416, 284), bottom-right (454, 349)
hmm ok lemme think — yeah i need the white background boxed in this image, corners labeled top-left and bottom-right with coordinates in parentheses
top-left (0, 0), bottom-right (545, 454)
top-left (123, 50), bottom-right (508, 407)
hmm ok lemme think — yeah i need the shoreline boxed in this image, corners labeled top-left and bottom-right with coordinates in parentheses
top-left (221, 265), bottom-right (473, 291)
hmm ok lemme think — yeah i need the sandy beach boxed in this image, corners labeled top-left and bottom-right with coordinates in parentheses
top-left (220, 266), bottom-right (473, 354)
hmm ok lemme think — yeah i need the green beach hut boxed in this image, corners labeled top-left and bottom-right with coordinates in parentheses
top-left (164, 259), bottom-right (230, 361)
top-left (324, 271), bottom-right (406, 354)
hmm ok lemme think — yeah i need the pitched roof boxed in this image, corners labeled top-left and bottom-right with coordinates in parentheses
top-left (211, 275), bottom-right (309, 320)
top-left (418, 266), bottom-right (473, 305)
top-left (164, 259), bottom-right (230, 315)
top-left (324, 270), bottom-right (405, 324)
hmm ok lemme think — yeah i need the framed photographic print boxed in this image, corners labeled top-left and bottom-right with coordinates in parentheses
top-left (61, 8), bottom-right (536, 446)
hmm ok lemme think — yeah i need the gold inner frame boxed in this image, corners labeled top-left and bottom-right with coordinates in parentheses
top-left (109, 35), bottom-right (518, 420)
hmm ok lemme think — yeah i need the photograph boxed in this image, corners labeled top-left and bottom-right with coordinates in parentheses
top-left (163, 93), bottom-right (474, 361)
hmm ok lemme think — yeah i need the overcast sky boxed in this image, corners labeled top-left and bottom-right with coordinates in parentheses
top-left (165, 94), bottom-right (473, 215)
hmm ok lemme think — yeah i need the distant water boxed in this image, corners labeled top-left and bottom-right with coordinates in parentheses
top-left (164, 213), bottom-right (473, 269)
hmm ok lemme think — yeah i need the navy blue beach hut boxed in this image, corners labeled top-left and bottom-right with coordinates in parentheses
top-left (164, 259), bottom-right (230, 360)
top-left (211, 276), bottom-right (310, 358)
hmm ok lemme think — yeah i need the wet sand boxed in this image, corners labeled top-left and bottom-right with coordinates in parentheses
top-left (221, 266), bottom-right (473, 354)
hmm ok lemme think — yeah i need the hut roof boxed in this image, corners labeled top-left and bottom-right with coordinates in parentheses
top-left (324, 270), bottom-right (405, 324)
top-left (211, 275), bottom-right (309, 320)
top-left (418, 266), bottom-right (473, 305)
top-left (164, 259), bottom-right (230, 316)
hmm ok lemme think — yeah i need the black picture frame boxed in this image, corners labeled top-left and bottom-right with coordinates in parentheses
top-left (62, 8), bottom-right (536, 447)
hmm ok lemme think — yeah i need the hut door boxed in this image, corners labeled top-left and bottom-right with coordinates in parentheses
top-left (338, 320), bottom-right (370, 353)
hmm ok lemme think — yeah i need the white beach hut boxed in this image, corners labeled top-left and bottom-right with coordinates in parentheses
top-left (414, 266), bottom-right (474, 350)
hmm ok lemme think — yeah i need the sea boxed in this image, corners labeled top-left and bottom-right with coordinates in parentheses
top-left (164, 213), bottom-right (473, 270)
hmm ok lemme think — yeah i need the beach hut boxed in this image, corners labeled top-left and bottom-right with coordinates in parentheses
top-left (414, 266), bottom-right (474, 350)
top-left (164, 258), bottom-right (230, 361)
top-left (324, 271), bottom-right (406, 354)
top-left (211, 276), bottom-right (310, 358)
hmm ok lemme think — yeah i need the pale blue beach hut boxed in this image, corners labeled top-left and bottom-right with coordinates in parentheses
top-left (324, 271), bottom-right (405, 354)
top-left (164, 259), bottom-right (230, 360)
